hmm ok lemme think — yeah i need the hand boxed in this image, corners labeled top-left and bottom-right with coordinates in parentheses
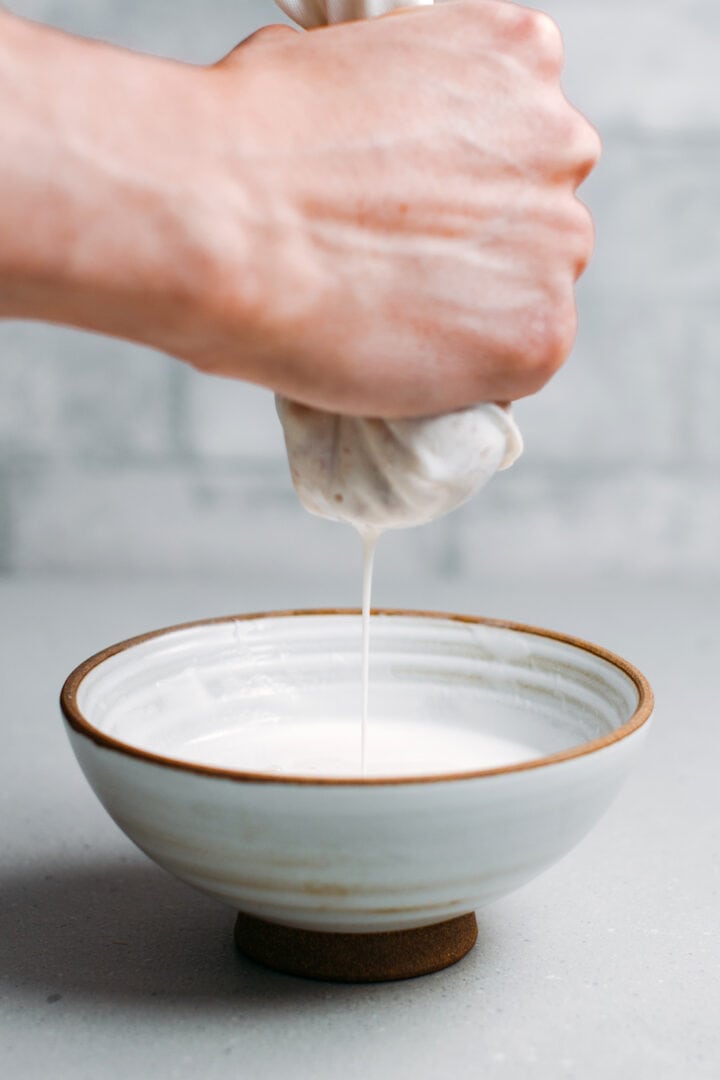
top-left (190, 1), bottom-right (600, 415)
top-left (0, 3), bottom-right (600, 417)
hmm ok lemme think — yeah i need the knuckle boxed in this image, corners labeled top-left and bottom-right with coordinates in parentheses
top-left (547, 101), bottom-right (602, 184)
top-left (584, 121), bottom-right (603, 166)
top-left (533, 10), bottom-right (564, 54)
top-left (569, 111), bottom-right (603, 174)
top-left (572, 201), bottom-right (596, 273)
top-left (511, 7), bottom-right (564, 67)
top-left (520, 296), bottom-right (577, 391)
top-left (246, 24), bottom-right (296, 48)
top-left (260, 23), bottom-right (296, 41)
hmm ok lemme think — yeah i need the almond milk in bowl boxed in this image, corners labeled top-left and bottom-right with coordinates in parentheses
top-left (61, 609), bottom-right (653, 982)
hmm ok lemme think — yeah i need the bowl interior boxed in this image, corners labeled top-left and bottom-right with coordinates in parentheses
top-left (72, 612), bottom-right (644, 780)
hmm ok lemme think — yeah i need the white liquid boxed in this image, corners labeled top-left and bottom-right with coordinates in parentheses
top-left (92, 614), bottom-right (616, 779)
top-left (360, 529), bottom-right (379, 776)
top-left (173, 712), bottom-right (539, 778)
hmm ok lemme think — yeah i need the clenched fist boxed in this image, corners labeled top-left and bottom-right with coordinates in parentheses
top-left (0, 2), bottom-right (599, 416)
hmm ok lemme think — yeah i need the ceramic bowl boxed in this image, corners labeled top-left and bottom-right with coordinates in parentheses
top-left (61, 610), bottom-right (653, 981)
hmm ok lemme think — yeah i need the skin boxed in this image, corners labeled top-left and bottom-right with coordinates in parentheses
top-left (0, 2), bottom-right (600, 418)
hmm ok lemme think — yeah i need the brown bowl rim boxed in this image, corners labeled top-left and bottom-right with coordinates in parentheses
top-left (60, 608), bottom-right (654, 787)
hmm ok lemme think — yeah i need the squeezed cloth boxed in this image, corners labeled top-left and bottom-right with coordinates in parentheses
top-left (278, 400), bottom-right (522, 532)
top-left (275, 0), bottom-right (523, 533)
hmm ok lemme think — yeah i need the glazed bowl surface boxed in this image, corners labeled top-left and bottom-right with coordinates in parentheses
top-left (61, 610), bottom-right (653, 933)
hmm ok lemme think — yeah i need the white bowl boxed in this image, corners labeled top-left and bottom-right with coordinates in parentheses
top-left (61, 610), bottom-right (653, 980)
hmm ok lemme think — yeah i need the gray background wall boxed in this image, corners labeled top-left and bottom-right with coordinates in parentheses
top-left (1, 0), bottom-right (718, 585)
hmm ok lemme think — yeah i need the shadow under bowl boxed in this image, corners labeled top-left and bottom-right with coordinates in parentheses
top-left (61, 609), bottom-right (653, 981)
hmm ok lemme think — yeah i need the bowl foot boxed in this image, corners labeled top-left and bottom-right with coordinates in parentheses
top-left (234, 910), bottom-right (478, 982)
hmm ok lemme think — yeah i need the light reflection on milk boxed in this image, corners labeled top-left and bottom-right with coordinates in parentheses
top-left (101, 630), bottom-right (595, 778)
top-left (177, 710), bottom-right (539, 778)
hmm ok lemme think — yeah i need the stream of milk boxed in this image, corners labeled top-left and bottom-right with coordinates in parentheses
top-left (360, 529), bottom-right (379, 775)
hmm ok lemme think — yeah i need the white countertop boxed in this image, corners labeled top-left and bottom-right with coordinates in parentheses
top-left (1, 572), bottom-right (718, 1079)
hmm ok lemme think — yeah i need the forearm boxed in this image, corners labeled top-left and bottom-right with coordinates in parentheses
top-left (0, 11), bottom-right (242, 352)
